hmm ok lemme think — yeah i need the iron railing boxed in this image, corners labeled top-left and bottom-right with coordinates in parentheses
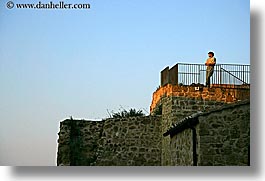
top-left (177, 63), bottom-right (250, 88)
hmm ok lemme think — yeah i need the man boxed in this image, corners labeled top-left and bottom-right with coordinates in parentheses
top-left (205, 51), bottom-right (216, 87)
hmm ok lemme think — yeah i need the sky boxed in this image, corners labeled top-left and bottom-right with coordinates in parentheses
top-left (0, 0), bottom-right (250, 166)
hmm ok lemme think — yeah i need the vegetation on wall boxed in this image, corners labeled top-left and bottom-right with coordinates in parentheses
top-left (110, 108), bottom-right (145, 118)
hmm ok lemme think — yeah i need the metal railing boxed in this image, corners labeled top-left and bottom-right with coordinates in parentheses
top-left (177, 63), bottom-right (250, 88)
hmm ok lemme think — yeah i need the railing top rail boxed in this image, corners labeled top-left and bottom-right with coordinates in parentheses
top-left (177, 63), bottom-right (250, 66)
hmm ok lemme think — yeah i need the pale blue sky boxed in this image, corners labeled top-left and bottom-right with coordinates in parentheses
top-left (0, 0), bottom-right (249, 165)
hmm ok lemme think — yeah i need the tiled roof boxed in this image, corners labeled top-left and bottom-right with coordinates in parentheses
top-left (163, 112), bottom-right (201, 137)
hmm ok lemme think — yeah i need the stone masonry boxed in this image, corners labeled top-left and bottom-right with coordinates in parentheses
top-left (197, 101), bottom-right (250, 166)
top-left (150, 84), bottom-right (249, 166)
top-left (57, 116), bottom-right (162, 166)
top-left (164, 100), bottom-right (250, 166)
top-left (57, 82), bottom-right (250, 166)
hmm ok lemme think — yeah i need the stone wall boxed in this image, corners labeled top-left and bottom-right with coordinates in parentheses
top-left (150, 84), bottom-right (250, 113)
top-left (160, 95), bottom-right (225, 165)
top-left (57, 83), bottom-right (250, 166)
top-left (165, 100), bottom-right (250, 166)
top-left (197, 101), bottom-right (250, 166)
top-left (97, 116), bottom-right (161, 166)
top-left (150, 84), bottom-right (249, 166)
top-left (57, 119), bottom-right (103, 166)
top-left (170, 129), bottom-right (193, 166)
top-left (57, 116), bottom-right (162, 166)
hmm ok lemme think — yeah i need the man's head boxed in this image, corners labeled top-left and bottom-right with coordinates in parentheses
top-left (208, 51), bottom-right (214, 57)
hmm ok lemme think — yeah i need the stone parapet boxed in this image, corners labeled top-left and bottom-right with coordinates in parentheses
top-left (150, 84), bottom-right (250, 113)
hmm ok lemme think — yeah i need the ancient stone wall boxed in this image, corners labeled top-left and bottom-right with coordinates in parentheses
top-left (152, 84), bottom-right (249, 166)
top-left (57, 116), bottom-right (162, 166)
top-left (96, 116), bottom-right (161, 166)
top-left (57, 119), bottom-right (103, 166)
top-left (170, 129), bottom-right (193, 166)
top-left (150, 84), bottom-right (250, 113)
top-left (197, 102), bottom-right (250, 166)
top-left (165, 100), bottom-right (250, 166)
top-left (160, 95), bottom-right (225, 165)
top-left (57, 84), bottom-right (250, 166)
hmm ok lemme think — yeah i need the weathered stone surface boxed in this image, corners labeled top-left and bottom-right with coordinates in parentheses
top-left (57, 116), bottom-right (162, 166)
top-left (57, 84), bottom-right (250, 166)
top-left (150, 84), bottom-right (250, 113)
top-left (197, 103), bottom-right (250, 166)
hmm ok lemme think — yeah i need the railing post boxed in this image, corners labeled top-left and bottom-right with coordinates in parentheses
top-left (176, 64), bottom-right (178, 85)
top-left (219, 64), bottom-right (222, 85)
top-left (198, 64), bottom-right (200, 84)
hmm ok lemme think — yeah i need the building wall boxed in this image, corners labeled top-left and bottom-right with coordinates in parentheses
top-left (166, 101), bottom-right (250, 166)
top-left (160, 95), bottom-right (225, 165)
top-left (170, 129), bottom-right (194, 166)
top-left (197, 102), bottom-right (250, 166)
top-left (57, 116), bottom-right (162, 166)
top-left (151, 84), bottom-right (249, 166)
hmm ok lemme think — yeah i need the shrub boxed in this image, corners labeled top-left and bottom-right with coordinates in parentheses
top-left (111, 108), bottom-right (145, 118)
